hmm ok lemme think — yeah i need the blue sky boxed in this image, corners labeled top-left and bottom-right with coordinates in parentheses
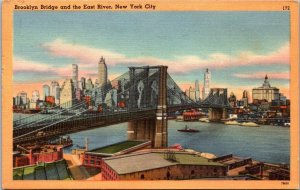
top-left (13, 11), bottom-right (290, 98)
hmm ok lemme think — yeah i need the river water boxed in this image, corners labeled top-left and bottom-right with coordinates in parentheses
top-left (62, 120), bottom-right (290, 164)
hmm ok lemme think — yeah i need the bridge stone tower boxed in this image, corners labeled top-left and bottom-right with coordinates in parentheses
top-left (127, 66), bottom-right (168, 148)
top-left (202, 88), bottom-right (230, 121)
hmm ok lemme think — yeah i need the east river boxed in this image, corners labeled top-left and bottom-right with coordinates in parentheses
top-left (13, 113), bottom-right (289, 164)
top-left (62, 120), bottom-right (290, 164)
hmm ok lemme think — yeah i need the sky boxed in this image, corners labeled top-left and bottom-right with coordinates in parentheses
top-left (13, 11), bottom-right (290, 100)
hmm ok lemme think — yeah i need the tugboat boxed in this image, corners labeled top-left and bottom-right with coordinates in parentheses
top-left (177, 125), bottom-right (199, 132)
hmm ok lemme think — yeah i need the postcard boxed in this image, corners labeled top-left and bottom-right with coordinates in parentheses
top-left (2, 0), bottom-right (299, 189)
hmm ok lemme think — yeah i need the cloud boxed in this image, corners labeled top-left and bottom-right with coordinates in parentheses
top-left (14, 39), bottom-right (290, 98)
top-left (42, 39), bottom-right (126, 67)
top-left (233, 72), bottom-right (289, 80)
top-left (13, 57), bottom-right (53, 72)
top-left (42, 39), bottom-right (290, 74)
top-left (13, 57), bottom-right (70, 79)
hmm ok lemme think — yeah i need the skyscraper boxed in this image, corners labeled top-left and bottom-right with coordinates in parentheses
top-left (15, 96), bottom-right (20, 105)
top-left (31, 90), bottom-right (40, 103)
top-left (72, 64), bottom-right (78, 90)
top-left (78, 81), bottom-right (83, 90)
top-left (55, 86), bottom-right (61, 105)
top-left (60, 79), bottom-right (74, 108)
top-left (51, 81), bottom-right (59, 96)
top-left (86, 78), bottom-right (94, 91)
top-left (98, 56), bottom-right (107, 89)
top-left (95, 79), bottom-right (100, 88)
top-left (243, 90), bottom-right (249, 98)
top-left (228, 92), bottom-right (237, 107)
top-left (43, 84), bottom-right (50, 99)
top-left (81, 77), bottom-right (86, 90)
top-left (17, 91), bottom-right (27, 105)
top-left (241, 90), bottom-right (249, 106)
top-left (195, 80), bottom-right (200, 102)
top-left (51, 81), bottom-right (60, 105)
top-left (202, 68), bottom-right (211, 99)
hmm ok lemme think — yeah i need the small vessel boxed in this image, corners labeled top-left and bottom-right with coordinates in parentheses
top-left (225, 120), bottom-right (240, 125)
top-left (178, 125), bottom-right (199, 132)
top-left (239, 122), bottom-right (259, 127)
top-left (176, 115), bottom-right (184, 122)
top-left (199, 118), bottom-right (210, 123)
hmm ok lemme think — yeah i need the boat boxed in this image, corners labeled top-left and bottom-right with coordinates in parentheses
top-left (239, 122), bottom-right (259, 127)
top-left (182, 110), bottom-right (203, 121)
top-left (177, 125), bottom-right (199, 132)
top-left (225, 120), bottom-right (240, 125)
top-left (199, 118), bottom-right (210, 123)
top-left (176, 116), bottom-right (184, 122)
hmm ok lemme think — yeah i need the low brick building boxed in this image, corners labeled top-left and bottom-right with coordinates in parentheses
top-left (102, 152), bottom-right (227, 180)
top-left (269, 168), bottom-right (290, 180)
top-left (13, 146), bottom-right (63, 167)
top-left (82, 140), bottom-right (151, 168)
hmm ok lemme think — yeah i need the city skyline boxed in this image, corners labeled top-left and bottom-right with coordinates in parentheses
top-left (13, 11), bottom-right (290, 98)
top-left (14, 64), bottom-right (285, 104)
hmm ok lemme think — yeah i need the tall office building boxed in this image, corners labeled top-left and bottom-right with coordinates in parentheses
top-left (81, 77), bottom-right (86, 90)
top-left (228, 92), bottom-right (237, 107)
top-left (202, 68), bottom-right (211, 99)
top-left (50, 81), bottom-right (59, 96)
top-left (15, 96), bottom-right (20, 105)
top-left (78, 81), bottom-right (83, 90)
top-left (241, 90), bottom-right (249, 107)
top-left (43, 84), bottom-right (50, 99)
top-left (31, 90), bottom-right (40, 103)
top-left (195, 80), bottom-right (200, 102)
top-left (104, 89), bottom-right (117, 107)
top-left (17, 91), bottom-right (27, 105)
top-left (94, 87), bottom-right (103, 106)
top-left (72, 64), bottom-right (78, 90)
top-left (51, 81), bottom-right (60, 105)
top-left (86, 78), bottom-right (94, 91)
top-left (60, 79), bottom-right (74, 108)
top-left (55, 86), bottom-right (61, 105)
top-left (95, 79), bottom-right (100, 88)
top-left (187, 86), bottom-right (196, 101)
top-left (252, 75), bottom-right (280, 103)
top-left (75, 89), bottom-right (83, 101)
top-left (98, 56), bottom-right (108, 88)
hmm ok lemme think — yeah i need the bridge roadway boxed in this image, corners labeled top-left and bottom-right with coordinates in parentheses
top-left (13, 103), bottom-right (228, 145)
top-left (13, 104), bottom-right (206, 136)
top-left (13, 108), bottom-right (157, 145)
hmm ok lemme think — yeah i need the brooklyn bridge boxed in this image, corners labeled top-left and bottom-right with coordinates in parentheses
top-left (13, 66), bottom-right (230, 148)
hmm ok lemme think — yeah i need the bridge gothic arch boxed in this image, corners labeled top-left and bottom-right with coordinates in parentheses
top-left (127, 66), bottom-right (168, 148)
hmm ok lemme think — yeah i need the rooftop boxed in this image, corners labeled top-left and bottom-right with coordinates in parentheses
top-left (87, 140), bottom-right (147, 154)
top-left (171, 153), bottom-right (224, 166)
top-left (103, 152), bottom-right (224, 175)
top-left (13, 159), bottom-right (72, 180)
